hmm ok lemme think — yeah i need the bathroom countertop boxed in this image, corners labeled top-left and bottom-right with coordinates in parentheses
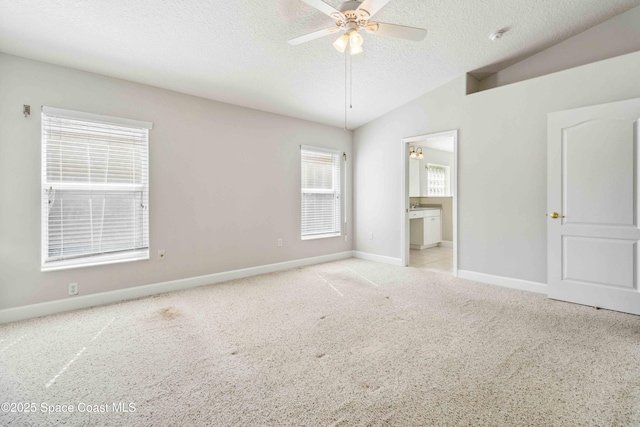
top-left (409, 205), bottom-right (442, 211)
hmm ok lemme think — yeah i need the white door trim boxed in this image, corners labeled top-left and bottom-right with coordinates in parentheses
top-left (400, 130), bottom-right (458, 276)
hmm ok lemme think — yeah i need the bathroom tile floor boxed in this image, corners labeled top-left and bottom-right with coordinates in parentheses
top-left (410, 246), bottom-right (453, 275)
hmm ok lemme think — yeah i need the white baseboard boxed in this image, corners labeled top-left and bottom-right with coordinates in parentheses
top-left (353, 251), bottom-right (403, 266)
top-left (457, 270), bottom-right (547, 294)
top-left (0, 251), bottom-right (354, 325)
top-left (439, 240), bottom-right (453, 248)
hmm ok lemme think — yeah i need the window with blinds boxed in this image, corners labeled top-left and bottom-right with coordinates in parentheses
top-left (301, 146), bottom-right (342, 240)
top-left (41, 107), bottom-right (152, 271)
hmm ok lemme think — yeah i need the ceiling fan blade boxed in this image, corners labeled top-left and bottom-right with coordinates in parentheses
top-left (288, 27), bottom-right (342, 45)
top-left (300, 0), bottom-right (345, 20)
top-left (365, 22), bottom-right (427, 41)
top-left (356, 0), bottom-right (392, 18)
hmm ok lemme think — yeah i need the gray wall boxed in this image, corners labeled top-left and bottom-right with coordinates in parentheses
top-left (479, 5), bottom-right (640, 90)
top-left (354, 76), bottom-right (463, 259)
top-left (0, 53), bottom-right (352, 310)
top-left (354, 50), bottom-right (640, 283)
top-left (421, 147), bottom-right (453, 167)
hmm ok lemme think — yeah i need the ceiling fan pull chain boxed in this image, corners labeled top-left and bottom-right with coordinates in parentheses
top-left (287, 1), bottom-right (427, 128)
top-left (344, 47), bottom-right (348, 130)
top-left (350, 51), bottom-right (353, 109)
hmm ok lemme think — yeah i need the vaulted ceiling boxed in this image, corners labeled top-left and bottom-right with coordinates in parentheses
top-left (0, 0), bottom-right (638, 128)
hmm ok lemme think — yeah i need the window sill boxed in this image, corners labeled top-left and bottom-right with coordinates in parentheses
top-left (301, 233), bottom-right (341, 241)
top-left (42, 250), bottom-right (149, 272)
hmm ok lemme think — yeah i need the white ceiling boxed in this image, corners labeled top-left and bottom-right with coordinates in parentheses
top-left (0, 0), bottom-right (638, 129)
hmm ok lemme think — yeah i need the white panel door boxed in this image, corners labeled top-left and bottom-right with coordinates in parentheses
top-left (547, 98), bottom-right (640, 315)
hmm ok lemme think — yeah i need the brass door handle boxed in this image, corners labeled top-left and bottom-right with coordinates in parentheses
top-left (550, 212), bottom-right (565, 219)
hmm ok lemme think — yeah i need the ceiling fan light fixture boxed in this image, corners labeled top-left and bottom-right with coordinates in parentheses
top-left (350, 41), bottom-right (363, 55)
top-left (287, 0), bottom-right (428, 52)
top-left (333, 33), bottom-right (349, 53)
top-left (348, 30), bottom-right (363, 47)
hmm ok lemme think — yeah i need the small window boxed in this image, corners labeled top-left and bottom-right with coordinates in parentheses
top-left (41, 107), bottom-right (152, 271)
top-left (426, 163), bottom-right (450, 197)
top-left (301, 146), bottom-right (342, 240)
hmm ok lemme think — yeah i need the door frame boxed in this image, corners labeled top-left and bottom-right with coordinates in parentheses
top-left (400, 130), bottom-right (458, 275)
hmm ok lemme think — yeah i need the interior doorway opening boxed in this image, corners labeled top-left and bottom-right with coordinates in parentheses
top-left (400, 130), bottom-right (458, 275)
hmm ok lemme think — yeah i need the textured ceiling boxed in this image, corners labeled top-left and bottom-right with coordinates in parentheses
top-left (0, 0), bottom-right (638, 129)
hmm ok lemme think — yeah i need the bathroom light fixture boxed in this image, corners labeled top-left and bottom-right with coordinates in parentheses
top-left (409, 146), bottom-right (424, 159)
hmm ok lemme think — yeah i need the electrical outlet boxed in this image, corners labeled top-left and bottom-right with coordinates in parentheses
top-left (277, 238), bottom-right (283, 247)
top-left (69, 283), bottom-right (78, 296)
top-left (344, 235), bottom-right (347, 241)
top-left (158, 250), bottom-right (165, 260)
top-left (369, 232), bottom-right (374, 240)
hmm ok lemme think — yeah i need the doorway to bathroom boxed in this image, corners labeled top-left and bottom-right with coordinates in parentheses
top-left (400, 130), bottom-right (458, 275)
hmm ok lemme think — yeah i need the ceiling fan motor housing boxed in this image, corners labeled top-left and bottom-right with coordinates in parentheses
top-left (288, 0), bottom-right (427, 47)
top-left (332, 0), bottom-right (371, 29)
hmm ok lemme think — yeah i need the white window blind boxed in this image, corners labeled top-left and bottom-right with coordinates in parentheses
top-left (301, 146), bottom-right (342, 240)
top-left (41, 107), bottom-right (152, 271)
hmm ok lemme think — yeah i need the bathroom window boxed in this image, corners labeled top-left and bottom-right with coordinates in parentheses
top-left (301, 146), bottom-right (342, 240)
top-left (41, 107), bottom-right (152, 271)
top-left (427, 163), bottom-right (450, 197)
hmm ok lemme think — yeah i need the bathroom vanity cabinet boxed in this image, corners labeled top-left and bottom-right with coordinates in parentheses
top-left (409, 208), bottom-right (442, 249)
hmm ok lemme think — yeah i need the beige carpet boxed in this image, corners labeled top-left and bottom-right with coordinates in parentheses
top-left (1, 258), bottom-right (639, 426)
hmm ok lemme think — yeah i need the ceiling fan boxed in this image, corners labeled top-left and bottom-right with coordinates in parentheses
top-left (288, 0), bottom-right (427, 55)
